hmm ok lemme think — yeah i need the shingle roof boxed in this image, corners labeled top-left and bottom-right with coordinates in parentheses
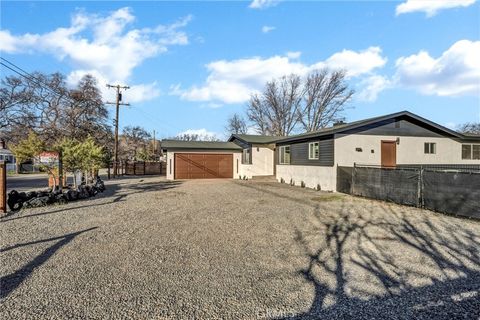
top-left (161, 140), bottom-right (242, 150)
top-left (228, 134), bottom-right (284, 144)
top-left (275, 111), bottom-right (470, 143)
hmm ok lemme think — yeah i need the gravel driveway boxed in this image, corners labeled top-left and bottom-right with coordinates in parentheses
top-left (1, 176), bottom-right (479, 319)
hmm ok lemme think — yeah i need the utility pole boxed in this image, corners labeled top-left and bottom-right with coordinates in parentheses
top-left (106, 84), bottom-right (130, 178)
top-left (152, 130), bottom-right (156, 160)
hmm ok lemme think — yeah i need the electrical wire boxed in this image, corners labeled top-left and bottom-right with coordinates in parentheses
top-left (1, 57), bottom-right (75, 105)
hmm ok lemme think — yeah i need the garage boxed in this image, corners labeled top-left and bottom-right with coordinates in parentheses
top-left (175, 153), bottom-right (233, 179)
top-left (162, 140), bottom-right (242, 180)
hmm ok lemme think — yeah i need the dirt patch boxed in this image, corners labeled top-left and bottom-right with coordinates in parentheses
top-left (311, 193), bottom-right (346, 202)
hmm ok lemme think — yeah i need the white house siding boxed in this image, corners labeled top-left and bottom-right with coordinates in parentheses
top-left (276, 165), bottom-right (337, 191)
top-left (238, 145), bottom-right (275, 179)
top-left (165, 150), bottom-right (242, 180)
top-left (334, 134), bottom-right (480, 166)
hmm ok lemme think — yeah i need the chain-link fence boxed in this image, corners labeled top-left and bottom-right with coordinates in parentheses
top-left (337, 164), bottom-right (480, 219)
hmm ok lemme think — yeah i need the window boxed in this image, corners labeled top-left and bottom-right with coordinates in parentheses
top-left (242, 148), bottom-right (251, 164)
top-left (308, 142), bottom-right (319, 159)
top-left (462, 144), bottom-right (480, 160)
top-left (279, 146), bottom-right (290, 164)
top-left (424, 142), bottom-right (436, 154)
top-left (474, 145), bottom-right (480, 160)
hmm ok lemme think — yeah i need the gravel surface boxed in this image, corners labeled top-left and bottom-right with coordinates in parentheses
top-left (1, 176), bottom-right (479, 319)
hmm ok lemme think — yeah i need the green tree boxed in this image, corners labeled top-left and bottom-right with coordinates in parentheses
top-left (79, 136), bottom-right (105, 183)
top-left (10, 131), bottom-right (44, 173)
top-left (58, 138), bottom-right (83, 187)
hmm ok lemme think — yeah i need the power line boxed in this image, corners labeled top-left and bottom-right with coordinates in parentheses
top-left (0, 57), bottom-right (75, 105)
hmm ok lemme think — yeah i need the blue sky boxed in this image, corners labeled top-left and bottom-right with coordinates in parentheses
top-left (1, 0), bottom-right (479, 139)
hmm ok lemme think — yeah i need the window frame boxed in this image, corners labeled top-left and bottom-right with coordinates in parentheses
top-left (242, 148), bottom-right (251, 165)
top-left (424, 142), bottom-right (436, 154)
top-left (462, 144), bottom-right (480, 160)
top-left (308, 142), bottom-right (319, 160)
top-left (279, 145), bottom-right (291, 165)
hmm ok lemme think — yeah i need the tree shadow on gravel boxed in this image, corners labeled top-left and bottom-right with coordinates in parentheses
top-left (1, 179), bottom-right (182, 222)
top-left (281, 201), bottom-right (480, 319)
top-left (234, 182), bottom-right (480, 319)
top-left (0, 227), bottom-right (98, 299)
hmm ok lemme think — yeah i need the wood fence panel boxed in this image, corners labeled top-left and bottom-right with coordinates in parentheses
top-left (135, 162), bottom-right (145, 175)
top-left (124, 161), bottom-right (164, 176)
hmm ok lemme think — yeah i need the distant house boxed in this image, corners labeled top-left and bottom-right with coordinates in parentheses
top-left (161, 111), bottom-right (480, 191)
top-left (0, 139), bottom-right (16, 171)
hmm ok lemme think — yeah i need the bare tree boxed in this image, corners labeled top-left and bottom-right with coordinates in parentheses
top-left (172, 133), bottom-right (219, 142)
top-left (300, 69), bottom-right (354, 132)
top-left (225, 113), bottom-right (247, 135)
top-left (121, 126), bottom-right (151, 160)
top-left (246, 70), bottom-right (353, 136)
top-left (457, 122), bottom-right (480, 135)
top-left (247, 74), bottom-right (303, 136)
top-left (1, 72), bottom-right (112, 149)
top-left (62, 74), bottom-right (110, 142)
top-left (0, 76), bottom-right (36, 131)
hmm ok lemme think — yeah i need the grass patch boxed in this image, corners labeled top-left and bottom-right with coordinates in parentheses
top-left (311, 194), bottom-right (345, 202)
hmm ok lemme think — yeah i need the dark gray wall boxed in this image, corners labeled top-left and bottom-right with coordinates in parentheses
top-left (277, 136), bottom-right (334, 166)
top-left (341, 118), bottom-right (448, 138)
top-left (230, 138), bottom-right (250, 149)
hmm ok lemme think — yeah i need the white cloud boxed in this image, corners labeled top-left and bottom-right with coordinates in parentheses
top-left (357, 75), bottom-right (391, 102)
top-left (286, 51), bottom-right (301, 59)
top-left (128, 83), bottom-right (161, 103)
top-left (261, 26), bottom-right (275, 33)
top-left (173, 47), bottom-right (387, 104)
top-left (394, 40), bottom-right (480, 96)
top-left (444, 122), bottom-right (457, 129)
top-left (66, 69), bottom-right (160, 104)
top-left (312, 47), bottom-right (387, 78)
top-left (199, 103), bottom-right (223, 109)
top-left (249, 0), bottom-right (280, 9)
top-left (396, 0), bottom-right (477, 17)
top-left (1, 7), bottom-right (190, 103)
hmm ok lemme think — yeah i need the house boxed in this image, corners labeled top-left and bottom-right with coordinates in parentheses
top-left (162, 111), bottom-right (480, 190)
top-left (275, 111), bottom-right (480, 191)
top-left (227, 134), bottom-right (282, 179)
top-left (162, 140), bottom-right (242, 179)
top-left (0, 139), bottom-right (16, 171)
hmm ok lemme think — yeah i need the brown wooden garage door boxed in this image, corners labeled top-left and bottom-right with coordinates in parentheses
top-left (174, 153), bottom-right (233, 179)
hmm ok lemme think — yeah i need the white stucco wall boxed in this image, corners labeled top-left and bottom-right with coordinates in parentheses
top-left (238, 145), bottom-right (275, 179)
top-left (165, 150), bottom-right (242, 180)
top-left (334, 134), bottom-right (480, 166)
top-left (276, 165), bottom-right (337, 191)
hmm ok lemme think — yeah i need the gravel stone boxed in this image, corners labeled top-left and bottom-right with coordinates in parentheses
top-left (1, 176), bottom-right (479, 319)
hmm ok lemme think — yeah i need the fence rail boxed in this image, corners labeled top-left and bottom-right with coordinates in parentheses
top-left (337, 165), bottom-right (480, 219)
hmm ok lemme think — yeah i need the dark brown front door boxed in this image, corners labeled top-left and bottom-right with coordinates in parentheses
top-left (381, 141), bottom-right (396, 167)
top-left (175, 153), bottom-right (233, 179)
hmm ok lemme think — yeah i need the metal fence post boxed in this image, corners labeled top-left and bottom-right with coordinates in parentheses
top-left (420, 166), bottom-right (424, 209)
top-left (0, 161), bottom-right (6, 214)
top-left (351, 162), bottom-right (356, 195)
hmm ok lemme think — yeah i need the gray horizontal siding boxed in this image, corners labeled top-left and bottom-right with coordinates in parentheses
top-left (278, 138), bottom-right (334, 167)
top-left (230, 138), bottom-right (250, 149)
top-left (342, 119), bottom-right (447, 138)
